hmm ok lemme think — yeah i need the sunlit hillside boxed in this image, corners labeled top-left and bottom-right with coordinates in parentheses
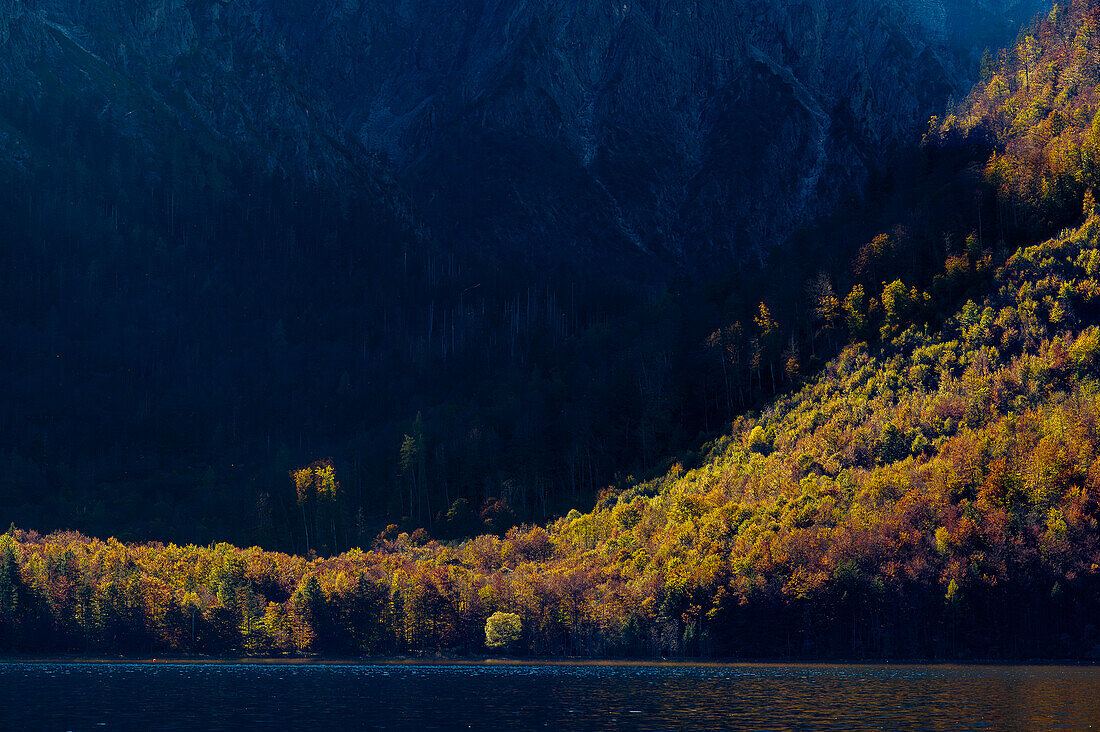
top-left (5, 2), bottom-right (1100, 660)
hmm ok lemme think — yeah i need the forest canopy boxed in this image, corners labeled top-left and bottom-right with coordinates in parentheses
top-left (6, 2), bottom-right (1100, 660)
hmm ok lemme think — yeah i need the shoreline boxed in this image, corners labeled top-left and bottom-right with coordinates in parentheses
top-left (1, 655), bottom-right (1097, 668)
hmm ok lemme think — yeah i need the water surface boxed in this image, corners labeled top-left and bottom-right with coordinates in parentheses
top-left (1, 661), bottom-right (1097, 730)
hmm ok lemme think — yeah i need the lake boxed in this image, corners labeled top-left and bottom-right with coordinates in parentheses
top-left (1, 661), bottom-right (1097, 730)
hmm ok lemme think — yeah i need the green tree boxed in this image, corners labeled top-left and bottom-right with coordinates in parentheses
top-left (400, 413), bottom-right (428, 526)
top-left (1018, 35), bottom-right (1041, 95)
top-left (808, 272), bottom-right (840, 353)
top-left (880, 279), bottom-right (915, 340)
top-left (755, 303), bottom-right (780, 393)
top-left (979, 48), bottom-right (995, 84)
top-left (291, 459), bottom-right (342, 555)
top-left (844, 285), bottom-right (869, 341)
top-left (485, 611), bottom-right (522, 651)
top-left (291, 574), bottom-right (325, 652)
top-left (0, 533), bottom-right (19, 625)
top-left (782, 336), bottom-right (800, 385)
top-left (706, 321), bottom-right (746, 411)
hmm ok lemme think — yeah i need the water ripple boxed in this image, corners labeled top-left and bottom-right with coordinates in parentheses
top-left (1, 662), bottom-right (1098, 731)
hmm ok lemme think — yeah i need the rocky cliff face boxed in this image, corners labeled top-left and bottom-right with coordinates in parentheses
top-left (2, 0), bottom-right (1046, 268)
top-left (268, 0), bottom-right (1046, 266)
top-left (1, 0), bottom-right (375, 183)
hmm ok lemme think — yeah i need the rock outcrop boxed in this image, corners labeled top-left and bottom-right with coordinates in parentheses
top-left (1, 0), bottom-right (1047, 268)
top-left (269, 0), bottom-right (1046, 265)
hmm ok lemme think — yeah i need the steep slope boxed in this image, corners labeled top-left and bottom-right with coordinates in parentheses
top-left (0, 0), bottom-right (705, 548)
top-left (271, 0), bottom-right (1044, 265)
top-left (0, 0), bottom-right (438, 544)
top-left (4, 2), bottom-right (1100, 660)
top-left (0, 0), bottom-right (1041, 549)
top-left (1, 0), bottom-right (373, 179)
top-left (7, 212), bottom-right (1100, 658)
top-left (8, 0), bottom-right (1041, 266)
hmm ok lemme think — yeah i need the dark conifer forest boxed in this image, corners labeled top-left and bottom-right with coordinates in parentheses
top-left (7, 0), bottom-right (1100, 659)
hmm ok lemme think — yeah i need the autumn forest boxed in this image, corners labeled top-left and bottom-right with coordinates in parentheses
top-left (7, 2), bottom-right (1100, 660)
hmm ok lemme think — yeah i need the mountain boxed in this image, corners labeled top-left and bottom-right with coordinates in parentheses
top-left (267, 0), bottom-right (1046, 265)
top-left (1, 0), bottom-right (372, 180)
top-left (5, 0), bottom-right (1044, 265)
top-left (3, 1), bottom-right (1100, 660)
top-left (0, 0), bottom-right (1047, 550)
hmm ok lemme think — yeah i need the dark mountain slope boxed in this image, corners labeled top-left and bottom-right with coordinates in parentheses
top-left (1, 0), bottom-right (372, 180)
top-left (4, 2), bottom-right (1100, 661)
top-left (7, 0), bottom-right (1044, 266)
top-left (271, 0), bottom-right (1045, 265)
top-left (0, 0), bottom-right (669, 547)
top-left (0, 0), bottom-right (1048, 550)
